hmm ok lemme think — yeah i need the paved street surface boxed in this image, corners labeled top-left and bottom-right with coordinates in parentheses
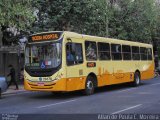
top-left (2, 85), bottom-right (25, 95)
top-left (0, 77), bottom-right (160, 120)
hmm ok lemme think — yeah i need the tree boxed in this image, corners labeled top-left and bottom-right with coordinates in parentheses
top-left (0, 0), bottom-right (35, 45)
top-left (154, 0), bottom-right (160, 39)
top-left (32, 0), bottom-right (110, 37)
top-left (0, 0), bottom-right (34, 29)
top-left (0, 0), bottom-right (157, 44)
top-left (108, 0), bottom-right (158, 43)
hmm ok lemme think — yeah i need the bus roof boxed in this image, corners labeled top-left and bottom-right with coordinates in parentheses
top-left (31, 31), bottom-right (152, 48)
top-left (82, 34), bottom-right (152, 48)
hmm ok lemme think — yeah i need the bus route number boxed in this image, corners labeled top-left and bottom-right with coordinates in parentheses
top-left (87, 62), bottom-right (96, 67)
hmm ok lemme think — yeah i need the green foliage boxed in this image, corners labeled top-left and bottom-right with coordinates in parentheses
top-left (108, 0), bottom-right (158, 43)
top-left (0, 0), bottom-right (159, 44)
top-left (32, 0), bottom-right (160, 43)
top-left (0, 0), bottom-right (35, 30)
top-left (32, 0), bottom-right (109, 36)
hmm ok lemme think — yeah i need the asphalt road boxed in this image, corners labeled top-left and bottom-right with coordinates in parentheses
top-left (0, 77), bottom-right (160, 120)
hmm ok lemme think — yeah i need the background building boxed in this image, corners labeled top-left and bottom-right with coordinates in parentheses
top-left (0, 30), bottom-right (24, 82)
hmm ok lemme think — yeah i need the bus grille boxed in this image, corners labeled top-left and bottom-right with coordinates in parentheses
top-left (28, 83), bottom-right (56, 89)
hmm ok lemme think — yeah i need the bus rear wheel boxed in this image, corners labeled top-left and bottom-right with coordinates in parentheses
top-left (132, 72), bottom-right (141, 87)
top-left (84, 76), bottom-right (95, 95)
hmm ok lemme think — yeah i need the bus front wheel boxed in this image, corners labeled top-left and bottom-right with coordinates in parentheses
top-left (84, 76), bottom-right (95, 95)
top-left (133, 72), bottom-right (141, 87)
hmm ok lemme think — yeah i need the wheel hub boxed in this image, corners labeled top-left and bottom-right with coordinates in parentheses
top-left (136, 76), bottom-right (140, 84)
top-left (87, 81), bottom-right (93, 90)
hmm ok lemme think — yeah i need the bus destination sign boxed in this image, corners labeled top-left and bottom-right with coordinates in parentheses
top-left (30, 33), bottom-right (61, 42)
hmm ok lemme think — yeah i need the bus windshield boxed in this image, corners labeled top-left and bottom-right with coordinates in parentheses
top-left (25, 42), bottom-right (62, 69)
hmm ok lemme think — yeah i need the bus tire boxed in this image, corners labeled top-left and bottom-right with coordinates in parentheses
top-left (132, 72), bottom-right (141, 87)
top-left (51, 92), bottom-right (61, 96)
top-left (84, 76), bottom-right (95, 95)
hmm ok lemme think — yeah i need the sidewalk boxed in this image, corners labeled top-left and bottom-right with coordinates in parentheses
top-left (2, 84), bottom-right (26, 95)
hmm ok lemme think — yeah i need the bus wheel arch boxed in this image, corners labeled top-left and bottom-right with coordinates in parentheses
top-left (132, 70), bottom-right (141, 86)
top-left (84, 73), bottom-right (97, 95)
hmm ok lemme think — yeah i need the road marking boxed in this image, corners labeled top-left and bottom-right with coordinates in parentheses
top-left (116, 82), bottom-right (160, 93)
top-left (37, 99), bottom-right (76, 108)
top-left (149, 83), bottom-right (160, 86)
top-left (3, 91), bottom-right (31, 97)
top-left (117, 88), bottom-right (137, 93)
top-left (112, 104), bottom-right (142, 114)
top-left (137, 92), bottom-right (152, 95)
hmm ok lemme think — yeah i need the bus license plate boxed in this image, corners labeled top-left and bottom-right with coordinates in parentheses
top-left (37, 82), bottom-right (44, 86)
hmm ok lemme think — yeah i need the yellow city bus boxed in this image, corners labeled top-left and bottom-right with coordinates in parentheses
top-left (24, 31), bottom-right (154, 95)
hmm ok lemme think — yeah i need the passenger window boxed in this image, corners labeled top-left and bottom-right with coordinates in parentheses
top-left (111, 44), bottom-right (122, 60)
top-left (122, 45), bottom-right (131, 60)
top-left (85, 41), bottom-right (97, 61)
top-left (98, 42), bottom-right (111, 60)
top-left (140, 47), bottom-right (147, 60)
top-left (132, 46), bottom-right (140, 60)
top-left (147, 48), bottom-right (152, 60)
top-left (66, 43), bottom-right (83, 66)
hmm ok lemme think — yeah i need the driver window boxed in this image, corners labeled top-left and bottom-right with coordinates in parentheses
top-left (66, 43), bottom-right (83, 66)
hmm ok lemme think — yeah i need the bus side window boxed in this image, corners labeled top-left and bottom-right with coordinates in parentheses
top-left (98, 42), bottom-right (111, 60)
top-left (132, 46), bottom-right (140, 60)
top-left (66, 43), bottom-right (83, 66)
top-left (147, 48), bottom-right (152, 60)
top-left (140, 47), bottom-right (147, 60)
top-left (111, 44), bottom-right (122, 60)
top-left (122, 45), bottom-right (131, 60)
top-left (85, 41), bottom-right (97, 61)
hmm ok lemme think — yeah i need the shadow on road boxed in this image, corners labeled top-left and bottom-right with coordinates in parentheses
top-left (28, 81), bottom-right (151, 100)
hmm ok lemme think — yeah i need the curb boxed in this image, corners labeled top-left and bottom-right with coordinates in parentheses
top-left (2, 89), bottom-right (26, 95)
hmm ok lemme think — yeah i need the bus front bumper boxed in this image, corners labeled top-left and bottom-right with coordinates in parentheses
top-left (24, 78), bottom-right (66, 92)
